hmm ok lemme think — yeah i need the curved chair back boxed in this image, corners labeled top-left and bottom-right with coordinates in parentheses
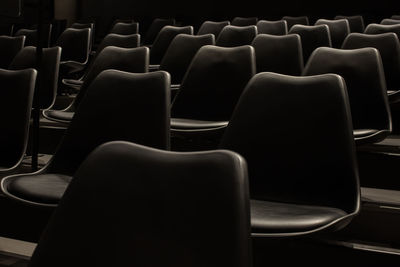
top-left (315, 19), bottom-right (350, 48)
top-left (172, 45), bottom-right (256, 121)
top-left (109, 22), bottom-right (139, 35)
top-left (0, 35), bottom-right (25, 68)
top-left (150, 25), bottom-right (193, 65)
top-left (216, 25), bottom-right (257, 47)
top-left (95, 33), bottom-right (140, 56)
top-left (335, 15), bottom-right (365, 32)
top-left (56, 28), bottom-right (91, 64)
top-left (71, 22), bottom-right (95, 50)
top-left (197, 20), bottom-right (230, 38)
top-left (256, 20), bottom-right (288, 35)
top-left (232, 16), bottom-right (258, 26)
top-left (251, 34), bottom-right (303, 75)
top-left (9, 46), bottom-right (61, 110)
top-left (282, 16), bottom-right (309, 30)
top-left (14, 24), bottom-right (52, 47)
top-left (0, 69), bottom-right (36, 168)
top-left (365, 23), bottom-right (400, 41)
top-left (142, 18), bottom-right (176, 45)
top-left (28, 141), bottom-right (251, 267)
top-left (159, 34), bottom-right (215, 84)
top-left (381, 19), bottom-right (400, 25)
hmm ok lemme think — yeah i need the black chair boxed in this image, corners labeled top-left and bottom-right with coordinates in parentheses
top-left (26, 140), bottom-right (251, 267)
top-left (315, 19), bottom-right (350, 48)
top-left (0, 69), bottom-right (36, 175)
top-left (109, 21), bottom-right (139, 35)
top-left (303, 47), bottom-right (391, 145)
top-left (71, 22), bottom-right (95, 51)
top-left (150, 25), bottom-right (193, 66)
top-left (288, 24), bottom-right (332, 63)
top-left (219, 72), bottom-right (360, 236)
top-left (335, 15), bottom-right (365, 32)
top-left (364, 23), bottom-right (400, 41)
top-left (282, 16), bottom-right (309, 30)
top-left (216, 25), bottom-right (257, 47)
top-left (171, 45), bottom-right (256, 150)
top-left (1, 70), bottom-right (170, 207)
top-left (256, 20), bottom-right (288, 35)
top-left (14, 24), bottom-right (52, 48)
top-left (142, 18), bottom-right (176, 46)
top-left (0, 35), bottom-right (25, 68)
top-left (232, 16), bottom-right (258, 26)
top-left (251, 34), bottom-right (303, 75)
top-left (381, 18), bottom-right (400, 25)
top-left (197, 20), bottom-right (230, 38)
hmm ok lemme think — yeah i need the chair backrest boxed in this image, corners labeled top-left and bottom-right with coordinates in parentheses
top-left (219, 72), bottom-right (359, 214)
top-left (172, 45), bottom-right (256, 121)
top-left (109, 22), bottom-right (139, 35)
top-left (365, 23), bottom-right (400, 41)
top-left (342, 32), bottom-right (400, 92)
top-left (381, 18), bottom-right (400, 25)
top-left (29, 141), bottom-right (251, 267)
top-left (55, 27), bottom-right (91, 63)
top-left (216, 25), bottom-right (257, 47)
top-left (47, 70), bottom-right (170, 176)
top-left (315, 19), bottom-right (350, 48)
top-left (9, 46), bottom-right (61, 110)
top-left (251, 34), bottom-right (303, 75)
top-left (282, 16), bottom-right (309, 30)
top-left (159, 33), bottom-right (215, 84)
top-left (197, 20), bottom-right (230, 38)
top-left (256, 20), bottom-right (288, 35)
top-left (335, 15), bottom-right (365, 32)
top-left (232, 17), bottom-right (258, 26)
top-left (95, 33), bottom-right (140, 56)
top-left (71, 22), bottom-right (95, 50)
top-left (142, 18), bottom-right (176, 45)
top-left (150, 25), bottom-right (193, 65)
top-left (14, 24), bottom-right (52, 48)
top-left (303, 47), bottom-right (391, 134)
top-left (289, 24), bottom-right (332, 63)
top-left (0, 23), bottom-right (14, 35)
top-left (0, 35), bottom-right (25, 68)
top-left (0, 68), bottom-right (36, 168)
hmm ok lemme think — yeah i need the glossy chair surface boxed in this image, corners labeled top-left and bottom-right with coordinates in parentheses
top-left (335, 15), bottom-right (365, 33)
top-left (315, 19), bottom-right (350, 48)
top-left (216, 25), bottom-right (257, 47)
top-left (197, 20), bottom-right (230, 38)
top-left (256, 20), bottom-right (288, 35)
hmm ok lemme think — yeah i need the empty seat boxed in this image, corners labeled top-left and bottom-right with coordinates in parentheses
top-left (303, 47), bottom-right (391, 145)
top-left (71, 22), bottom-right (95, 51)
top-left (335, 15), bottom-right (365, 32)
top-left (232, 17), bottom-right (258, 26)
top-left (365, 23), bottom-right (400, 41)
top-left (256, 20), bottom-right (288, 35)
top-left (251, 34), bottom-right (303, 75)
top-left (0, 35), bottom-right (25, 68)
top-left (315, 19), bottom-right (350, 48)
top-left (14, 24), bottom-right (52, 47)
top-left (142, 18), bottom-right (176, 46)
top-left (381, 18), bottom-right (400, 25)
top-left (109, 22), bottom-right (139, 35)
top-left (282, 16), bottom-right (309, 30)
top-left (197, 20), bottom-right (230, 38)
top-left (216, 25), bottom-right (257, 47)
top-left (219, 72), bottom-right (360, 236)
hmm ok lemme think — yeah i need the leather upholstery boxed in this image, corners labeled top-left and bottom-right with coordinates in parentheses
top-left (28, 141), bottom-right (251, 267)
top-left (256, 20), bottom-right (288, 35)
top-left (282, 16), bottom-right (310, 30)
top-left (315, 19), bottom-right (350, 48)
top-left (197, 20), bottom-right (230, 38)
top-left (56, 28), bottom-right (91, 63)
top-left (251, 34), bottom-right (303, 75)
top-left (142, 18), bottom-right (175, 45)
top-left (303, 47), bottom-right (392, 144)
top-left (365, 23), bottom-right (400, 41)
top-left (0, 35), bottom-right (25, 68)
top-left (381, 19), bottom-right (400, 25)
top-left (216, 25), bottom-right (257, 47)
top-left (335, 15), bottom-right (365, 33)
top-left (232, 17), bottom-right (258, 26)
top-left (110, 22), bottom-right (139, 35)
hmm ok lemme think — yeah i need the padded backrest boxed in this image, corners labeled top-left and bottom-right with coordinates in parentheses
top-left (29, 141), bottom-right (251, 267)
top-left (150, 25), bottom-right (193, 65)
top-left (315, 19), bottom-right (350, 48)
top-left (55, 27), bottom-right (91, 63)
top-left (110, 22), bottom-right (139, 35)
top-left (303, 47), bottom-right (391, 131)
top-left (342, 33), bottom-right (400, 92)
top-left (381, 19), bottom-right (400, 25)
top-left (14, 24), bottom-right (52, 47)
top-left (335, 15), bottom-right (365, 33)
top-left (289, 24), bottom-right (332, 63)
top-left (95, 33), bottom-right (140, 56)
top-left (282, 16), bottom-right (309, 30)
top-left (159, 34), bottom-right (215, 84)
top-left (216, 25), bottom-right (257, 47)
top-left (197, 20), bottom-right (230, 38)
top-left (365, 23), bottom-right (400, 41)
top-left (251, 34), bottom-right (303, 75)
top-left (143, 18), bottom-right (176, 45)
top-left (232, 17), bottom-right (258, 26)
top-left (256, 20), bottom-right (288, 35)
top-left (48, 70), bottom-right (170, 176)
top-left (0, 68), bottom-right (36, 168)
top-left (172, 45), bottom-right (256, 121)
top-left (9, 46), bottom-right (61, 110)
top-left (220, 72), bottom-right (359, 213)
top-left (0, 35), bottom-right (25, 68)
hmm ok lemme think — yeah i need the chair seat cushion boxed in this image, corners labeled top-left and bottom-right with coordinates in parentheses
top-left (43, 110), bottom-right (74, 122)
top-left (171, 118), bottom-right (228, 130)
top-left (5, 173), bottom-right (72, 204)
top-left (251, 199), bottom-right (347, 234)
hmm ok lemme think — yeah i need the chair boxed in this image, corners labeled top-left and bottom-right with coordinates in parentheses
top-left (282, 16), bottom-right (309, 30)
top-left (70, 22), bottom-right (95, 51)
top-left (303, 47), bottom-right (391, 145)
top-left (0, 23), bottom-right (13, 35)
top-left (251, 34), bottom-right (303, 75)
top-left (150, 25), bottom-right (193, 66)
top-left (43, 46), bottom-right (149, 124)
top-left (219, 72), bottom-right (360, 236)
top-left (381, 19), bottom-right (400, 25)
top-left (256, 20), bottom-right (288, 35)
top-left (0, 69), bottom-right (36, 175)
top-left (197, 20), bottom-right (230, 38)
top-left (0, 35), bottom-right (25, 68)
top-left (232, 16), bottom-right (258, 26)
top-left (1, 69), bottom-right (170, 207)
top-left (171, 45), bottom-right (256, 150)
top-left (142, 18), bottom-right (176, 46)
top-left (14, 23), bottom-right (52, 48)
top-left (335, 15), bottom-right (365, 32)
top-left (315, 19), bottom-right (350, 48)
top-left (364, 23), bottom-right (400, 40)
top-left (109, 22), bottom-right (139, 35)
top-left (288, 24), bottom-right (332, 63)
top-left (216, 25), bottom-right (257, 47)
top-left (392, 15), bottom-right (400, 20)
top-left (26, 140), bottom-right (250, 267)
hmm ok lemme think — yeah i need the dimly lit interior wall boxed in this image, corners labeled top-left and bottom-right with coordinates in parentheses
top-left (54, 0), bottom-right (76, 26)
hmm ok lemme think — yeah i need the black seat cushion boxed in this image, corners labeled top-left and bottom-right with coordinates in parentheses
top-left (251, 199), bottom-right (347, 234)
